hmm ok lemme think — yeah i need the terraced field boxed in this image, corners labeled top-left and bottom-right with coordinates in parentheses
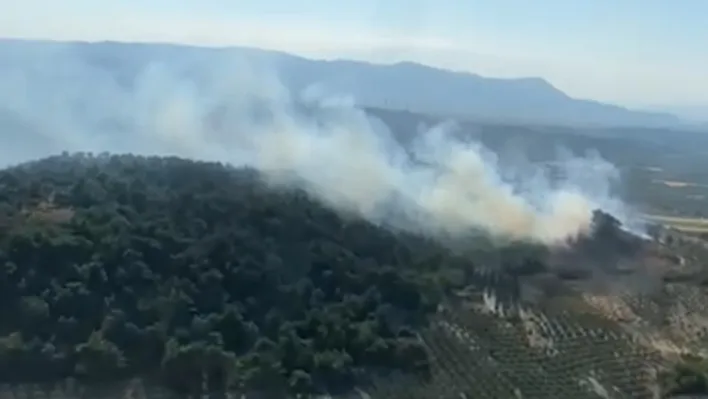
top-left (364, 229), bottom-right (708, 398)
top-left (363, 289), bottom-right (702, 397)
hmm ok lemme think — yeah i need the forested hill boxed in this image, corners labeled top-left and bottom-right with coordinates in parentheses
top-left (0, 153), bottom-right (487, 396)
top-left (2, 153), bottom-right (708, 398)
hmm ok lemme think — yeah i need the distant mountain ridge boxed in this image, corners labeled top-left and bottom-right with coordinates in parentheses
top-left (0, 38), bottom-right (682, 127)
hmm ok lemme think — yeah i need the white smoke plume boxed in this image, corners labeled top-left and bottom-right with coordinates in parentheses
top-left (0, 41), bottom-right (633, 245)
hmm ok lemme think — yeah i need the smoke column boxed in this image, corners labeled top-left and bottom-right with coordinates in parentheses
top-left (0, 41), bottom-right (632, 245)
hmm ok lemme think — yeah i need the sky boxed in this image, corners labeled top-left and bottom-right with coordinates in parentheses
top-left (1, 0), bottom-right (707, 118)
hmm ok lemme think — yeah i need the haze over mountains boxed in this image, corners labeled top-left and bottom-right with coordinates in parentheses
top-left (0, 38), bottom-right (687, 128)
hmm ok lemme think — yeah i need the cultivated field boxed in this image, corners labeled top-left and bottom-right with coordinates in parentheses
top-left (644, 214), bottom-right (708, 234)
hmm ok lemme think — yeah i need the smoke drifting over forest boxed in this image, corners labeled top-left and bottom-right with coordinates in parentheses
top-left (0, 42), bottom-right (636, 245)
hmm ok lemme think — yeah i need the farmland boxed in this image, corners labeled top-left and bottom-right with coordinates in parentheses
top-left (644, 214), bottom-right (708, 234)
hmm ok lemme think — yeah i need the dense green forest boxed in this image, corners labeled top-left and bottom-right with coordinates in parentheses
top-left (2, 153), bottom-right (706, 397)
top-left (0, 153), bottom-right (497, 396)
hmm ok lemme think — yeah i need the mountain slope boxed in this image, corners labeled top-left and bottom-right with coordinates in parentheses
top-left (0, 38), bottom-right (680, 127)
top-left (276, 57), bottom-right (679, 127)
top-left (1, 154), bottom-right (707, 398)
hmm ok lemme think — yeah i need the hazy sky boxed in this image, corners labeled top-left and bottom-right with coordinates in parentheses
top-left (2, 0), bottom-right (707, 115)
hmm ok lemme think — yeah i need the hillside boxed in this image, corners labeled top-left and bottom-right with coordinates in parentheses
top-left (0, 38), bottom-right (680, 128)
top-left (0, 154), bottom-right (456, 395)
top-left (1, 154), bottom-right (708, 398)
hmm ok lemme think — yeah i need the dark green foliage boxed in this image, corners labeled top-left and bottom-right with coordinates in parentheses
top-left (661, 355), bottom-right (708, 397)
top-left (0, 153), bottom-right (475, 395)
